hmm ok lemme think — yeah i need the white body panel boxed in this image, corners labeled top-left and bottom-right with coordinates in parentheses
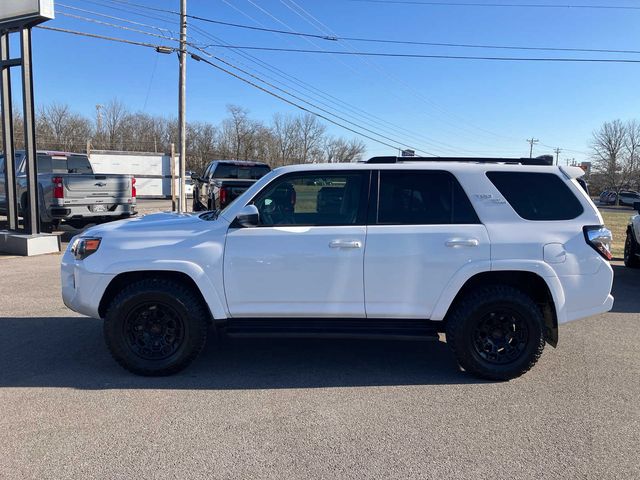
top-left (364, 224), bottom-right (490, 318)
top-left (224, 226), bottom-right (366, 317)
top-left (61, 162), bottom-right (614, 334)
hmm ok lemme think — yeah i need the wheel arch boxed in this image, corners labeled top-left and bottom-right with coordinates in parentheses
top-left (98, 269), bottom-right (223, 321)
top-left (435, 268), bottom-right (561, 347)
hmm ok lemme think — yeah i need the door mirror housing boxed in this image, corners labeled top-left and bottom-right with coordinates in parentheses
top-left (234, 204), bottom-right (259, 228)
top-left (191, 172), bottom-right (200, 181)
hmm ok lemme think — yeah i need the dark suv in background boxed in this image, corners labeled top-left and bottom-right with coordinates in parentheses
top-left (192, 160), bottom-right (271, 211)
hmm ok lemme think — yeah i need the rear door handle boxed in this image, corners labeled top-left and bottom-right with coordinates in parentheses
top-left (445, 238), bottom-right (479, 248)
top-left (329, 240), bottom-right (362, 249)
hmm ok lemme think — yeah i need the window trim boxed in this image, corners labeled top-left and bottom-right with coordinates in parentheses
top-left (245, 170), bottom-right (372, 228)
top-left (372, 169), bottom-right (481, 226)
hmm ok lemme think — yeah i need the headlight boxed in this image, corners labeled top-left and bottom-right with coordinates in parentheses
top-left (71, 237), bottom-right (102, 260)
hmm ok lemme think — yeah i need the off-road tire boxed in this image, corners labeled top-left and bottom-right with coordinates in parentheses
top-left (624, 229), bottom-right (640, 268)
top-left (446, 285), bottom-right (545, 381)
top-left (104, 278), bottom-right (209, 376)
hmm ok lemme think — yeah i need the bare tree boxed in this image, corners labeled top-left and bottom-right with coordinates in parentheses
top-left (272, 113), bottom-right (298, 166)
top-left (100, 98), bottom-right (130, 150)
top-left (591, 120), bottom-right (628, 193)
top-left (322, 137), bottom-right (366, 163)
top-left (36, 103), bottom-right (91, 152)
top-left (294, 113), bottom-right (326, 163)
top-left (28, 99), bottom-right (370, 168)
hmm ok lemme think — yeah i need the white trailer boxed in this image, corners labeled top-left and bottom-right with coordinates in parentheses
top-left (88, 150), bottom-right (178, 198)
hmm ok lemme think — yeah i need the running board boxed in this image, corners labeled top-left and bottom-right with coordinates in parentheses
top-left (219, 318), bottom-right (442, 340)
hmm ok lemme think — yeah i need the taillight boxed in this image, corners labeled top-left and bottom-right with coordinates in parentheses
top-left (131, 177), bottom-right (137, 198)
top-left (584, 225), bottom-right (613, 260)
top-left (219, 186), bottom-right (228, 206)
top-left (52, 176), bottom-right (64, 199)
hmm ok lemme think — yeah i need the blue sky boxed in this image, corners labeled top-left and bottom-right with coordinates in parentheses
top-left (20, 0), bottom-right (640, 161)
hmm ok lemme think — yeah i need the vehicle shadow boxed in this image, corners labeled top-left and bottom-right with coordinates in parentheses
top-left (610, 264), bottom-right (640, 313)
top-left (0, 316), bottom-right (487, 389)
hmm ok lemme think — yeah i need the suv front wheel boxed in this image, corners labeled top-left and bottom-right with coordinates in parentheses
top-left (446, 285), bottom-right (545, 381)
top-left (104, 278), bottom-right (209, 376)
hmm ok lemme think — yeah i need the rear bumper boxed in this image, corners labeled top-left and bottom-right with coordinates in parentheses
top-left (48, 203), bottom-right (136, 220)
top-left (557, 260), bottom-right (614, 324)
top-left (564, 294), bottom-right (614, 323)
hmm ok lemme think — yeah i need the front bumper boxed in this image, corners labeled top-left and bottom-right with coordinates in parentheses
top-left (61, 249), bottom-right (115, 318)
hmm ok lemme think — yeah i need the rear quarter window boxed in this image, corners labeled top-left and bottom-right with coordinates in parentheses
top-left (486, 171), bottom-right (584, 221)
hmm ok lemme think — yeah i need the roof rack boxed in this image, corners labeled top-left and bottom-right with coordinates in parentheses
top-left (365, 155), bottom-right (554, 166)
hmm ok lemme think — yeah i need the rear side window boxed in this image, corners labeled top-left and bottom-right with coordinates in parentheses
top-left (486, 172), bottom-right (584, 221)
top-left (214, 164), bottom-right (270, 180)
top-left (377, 170), bottom-right (479, 224)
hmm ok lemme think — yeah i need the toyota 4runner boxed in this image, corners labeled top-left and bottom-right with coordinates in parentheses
top-left (61, 156), bottom-right (614, 380)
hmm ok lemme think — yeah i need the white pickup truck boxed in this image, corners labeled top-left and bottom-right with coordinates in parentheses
top-left (0, 150), bottom-right (136, 231)
top-left (61, 157), bottom-right (614, 380)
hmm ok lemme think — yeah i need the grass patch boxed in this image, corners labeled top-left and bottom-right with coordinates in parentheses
top-left (600, 209), bottom-right (634, 259)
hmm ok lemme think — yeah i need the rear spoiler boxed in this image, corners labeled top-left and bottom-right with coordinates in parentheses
top-left (559, 165), bottom-right (586, 179)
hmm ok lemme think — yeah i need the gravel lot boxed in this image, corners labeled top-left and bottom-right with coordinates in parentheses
top-left (0, 212), bottom-right (638, 479)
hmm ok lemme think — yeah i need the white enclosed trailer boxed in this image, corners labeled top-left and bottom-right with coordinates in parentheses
top-left (88, 150), bottom-right (178, 198)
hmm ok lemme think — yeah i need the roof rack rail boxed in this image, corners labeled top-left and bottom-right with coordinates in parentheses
top-left (365, 155), bottom-right (554, 166)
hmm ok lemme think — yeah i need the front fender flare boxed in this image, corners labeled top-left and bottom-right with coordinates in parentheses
top-left (100, 260), bottom-right (229, 319)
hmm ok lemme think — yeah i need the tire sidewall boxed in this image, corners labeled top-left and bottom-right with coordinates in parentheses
top-left (459, 299), bottom-right (543, 378)
top-left (104, 287), bottom-right (202, 374)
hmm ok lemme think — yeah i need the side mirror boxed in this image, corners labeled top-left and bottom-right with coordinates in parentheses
top-left (234, 204), bottom-right (259, 228)
top-left (191, 172), bottom-right (200, 181)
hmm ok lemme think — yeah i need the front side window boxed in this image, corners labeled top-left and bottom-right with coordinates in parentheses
top-left (377, 170), bottom-right (479, 224)
top-left (486, 171), bottom-right (584, 221)
top-left (252, 172), bottom-right (367, 226)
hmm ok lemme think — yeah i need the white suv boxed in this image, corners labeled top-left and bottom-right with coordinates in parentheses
top-left (61, 157), bottom-right (614, 380)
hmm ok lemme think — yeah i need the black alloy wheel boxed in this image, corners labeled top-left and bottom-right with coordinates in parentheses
top-left (124, 302), bottom-right (186, 360)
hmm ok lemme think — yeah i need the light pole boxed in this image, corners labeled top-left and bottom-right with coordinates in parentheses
top-left (178, 0), bottom-right (187, 213)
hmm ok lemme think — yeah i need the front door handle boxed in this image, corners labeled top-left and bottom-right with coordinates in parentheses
top-left (445, 238), bottom-right (479, 248)
top-left (329, 240), bottom-right (362, 249)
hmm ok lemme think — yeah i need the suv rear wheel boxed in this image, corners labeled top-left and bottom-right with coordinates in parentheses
top-left (103, 278), bottom-right (209, 376)
top-left (624, 229), bottom-right (640, 268)
top-left (446, 285), bottom-right (545, 381)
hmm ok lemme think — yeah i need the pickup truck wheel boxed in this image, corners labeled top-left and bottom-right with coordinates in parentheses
top-left (103, 278), bottom-right (209, 376)
top-left (446, 285), bottom-right (545, 381)
top-left (624, 230), bottom-right (640, 268)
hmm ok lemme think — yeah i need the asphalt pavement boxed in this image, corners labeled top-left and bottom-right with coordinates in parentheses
top-left (0, 253), bottom-right (638, 479)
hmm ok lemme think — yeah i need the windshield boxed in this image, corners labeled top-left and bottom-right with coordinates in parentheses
top-left (213, 164), bottom-right (270, 180)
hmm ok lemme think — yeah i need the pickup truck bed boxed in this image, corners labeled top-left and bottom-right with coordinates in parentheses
top-left (0, 151), bottom-right (136, 230)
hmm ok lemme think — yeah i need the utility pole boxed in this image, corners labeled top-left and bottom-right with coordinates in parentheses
top-left (527, 138), bottom-right (539, 159)
top-left (553, 147), bottom-right (562, 165)
top-left (177, 0), bottom-right (187, 213)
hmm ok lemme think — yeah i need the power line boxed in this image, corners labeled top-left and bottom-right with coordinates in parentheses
top-left (191, 44), bottom-right (640, 63)
top-left (36, 25), bottom-right (170, 50)
top-left (88, 0), bottom-right (640, 56)
top-left (189, 52), bottom-right (407, 152)
top-left (36, 24), bottom-right (410, 153)
top-left (62, 9), bottom-right (640, 63)
top-left (347, 1), bottom-right (640, 10)
top-left (154, 10), bottom-right (640, 56)
top-left (65, 1), bottom-right (444, 152)
top-left (191, 46), bottom-right (436, 156)
top-left (54, 7), bottom-right (446, 153)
